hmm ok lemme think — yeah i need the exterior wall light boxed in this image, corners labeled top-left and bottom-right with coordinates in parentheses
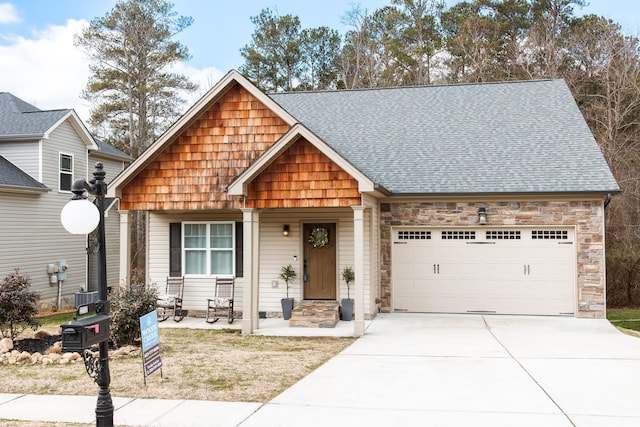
top-left (478, 207), bottom-right (488, 225)
top-left (283, 224), bottom-right (290, 236)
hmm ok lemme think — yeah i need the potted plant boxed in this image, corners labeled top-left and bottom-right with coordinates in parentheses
top-left (280, 264), bottom-right (297, 320)
top-left (341, 266), bottom-right (355, 321)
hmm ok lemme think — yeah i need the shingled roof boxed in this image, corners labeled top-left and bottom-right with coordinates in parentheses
top-left (0, 155), bottom-right (49, 192)
top-left (0, 92), bottom-right (71, 139)
top-left (269, 79), bottom-right (619, 195)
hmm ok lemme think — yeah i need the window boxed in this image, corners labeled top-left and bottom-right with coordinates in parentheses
top-left (441, 230), bottom-right (476, 240)
top-left (59, 153), bottom-right (73, 191)
top-left (531, 230), bottom-right (568, 240)
top-left (183, 222), bottom-right (234, 276)
top-left (486, 230), bottom-right (521, 240)
top-left (398, 230), bottom-right (431, 240)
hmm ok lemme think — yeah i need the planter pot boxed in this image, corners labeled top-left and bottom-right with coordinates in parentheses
top-left (281, 298), bottom-right (294, 320)
top-left (341, 299), bottom-right (354, 321)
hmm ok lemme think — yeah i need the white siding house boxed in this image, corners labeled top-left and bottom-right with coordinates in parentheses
top-left (0, 93), bottom-right (131, 310)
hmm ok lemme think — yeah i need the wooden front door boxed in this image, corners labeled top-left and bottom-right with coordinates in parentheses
top-left (303, 223), bottom-right (337, 300)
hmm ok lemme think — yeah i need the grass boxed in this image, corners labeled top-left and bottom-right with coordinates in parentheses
top-left (2, 323), bottom-right (356, 403)
top-left (607, 308), bottom-right (640, 332)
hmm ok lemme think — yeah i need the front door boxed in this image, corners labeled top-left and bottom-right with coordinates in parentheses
top-left (303, 223), bottom-right (336, 300)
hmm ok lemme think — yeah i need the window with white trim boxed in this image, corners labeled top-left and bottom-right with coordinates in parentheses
top-left (59, 153), bottom-right (73, 191)
top-left (183, 222), bottom-right (234, 276)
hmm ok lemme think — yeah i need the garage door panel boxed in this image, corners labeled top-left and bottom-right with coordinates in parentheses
top-left (392, 228), bottom-right (575, 316)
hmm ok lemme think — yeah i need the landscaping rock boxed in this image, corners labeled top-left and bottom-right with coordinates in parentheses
top-left (0, 337), bottom-right (13, 353)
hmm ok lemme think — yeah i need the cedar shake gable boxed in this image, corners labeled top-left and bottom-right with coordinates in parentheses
top-left (245, 138), bottom-right (361, 208)
top-left (120, 84), bottom-right (290, 211)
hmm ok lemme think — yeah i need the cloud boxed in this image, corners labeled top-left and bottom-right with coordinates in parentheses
top-left (0, 17), bottom-right (220, 125)
top-left (0, 3), bottom-right (19, 24)
top-left (0, 19), bottom-right (92, 120)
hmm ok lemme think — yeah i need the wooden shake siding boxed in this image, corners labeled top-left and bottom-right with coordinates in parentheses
top-left (245, 139), bottom-right (361, 208)
top-left (119, 84), bottom-right (290, 211)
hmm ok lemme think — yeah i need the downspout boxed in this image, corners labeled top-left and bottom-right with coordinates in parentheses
top-left (604, 193), bottom-right (612, 208)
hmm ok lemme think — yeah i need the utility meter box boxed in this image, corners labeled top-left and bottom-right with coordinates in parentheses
top-left (57, 260), bottom-right (68, 281)
top-left (61, 314), bottom-right (110, 353)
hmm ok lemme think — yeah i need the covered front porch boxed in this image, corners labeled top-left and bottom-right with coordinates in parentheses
top-left (118, 204), bottom-right (377, 337)
top-left (233, 205), bottom-right (373, 336)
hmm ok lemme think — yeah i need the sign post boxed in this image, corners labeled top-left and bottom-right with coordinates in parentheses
top-left (140, 311), bottom-right (162, 384)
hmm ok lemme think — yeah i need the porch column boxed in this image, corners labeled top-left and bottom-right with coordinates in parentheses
top-left (118, 210), bottom-right (130, 286)
top-left (353, 205), bottom-right (366, 336)
top-left (241, 208), bottom-right (261, 335)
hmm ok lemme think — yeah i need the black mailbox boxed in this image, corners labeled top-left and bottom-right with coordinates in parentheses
top-left (61, 314), bottom-right (110, 353)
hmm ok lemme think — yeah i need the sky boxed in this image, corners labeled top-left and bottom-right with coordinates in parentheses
top-left (1, 0), bottom-right (640, 122)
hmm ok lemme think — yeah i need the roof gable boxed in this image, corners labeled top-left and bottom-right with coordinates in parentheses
top-left (118, 81), bottom-right (291, 211)
top-left (0, 92), bottom-right (96, 149)
top-left (109, 70), bottom-right (298, 198)
top-left (243, 137), bottom-right (361, 208)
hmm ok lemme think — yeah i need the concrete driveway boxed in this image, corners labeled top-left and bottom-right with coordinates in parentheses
top-left (241, 313), bottom-right (640, 427)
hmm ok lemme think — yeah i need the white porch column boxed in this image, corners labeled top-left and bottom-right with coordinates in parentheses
top-left (118, 210), bottom-right (130, 286)
top-left (242, 208), bottom-right (261, 335)
top-left (352, 205), bottom-right (366, 336)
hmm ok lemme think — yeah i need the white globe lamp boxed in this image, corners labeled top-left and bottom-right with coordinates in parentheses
top-left (60, 199), bottom-right (100, 234)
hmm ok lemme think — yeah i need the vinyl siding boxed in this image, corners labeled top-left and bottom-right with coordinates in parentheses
top-left (0, 141), bottom-right (41, 180)
top-left (0, 119), bottom-right (91, 308)
top-left (147, 212), bottom-right (245, 312)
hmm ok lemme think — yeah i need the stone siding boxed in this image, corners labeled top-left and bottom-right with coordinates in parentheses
top-left (379, 200), bottom-right (605, 318)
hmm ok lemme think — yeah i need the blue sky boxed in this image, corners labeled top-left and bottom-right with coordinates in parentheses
top-left (1, 0), bottom-right (639, 121)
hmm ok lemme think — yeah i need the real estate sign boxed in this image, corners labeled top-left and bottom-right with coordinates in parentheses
top-left (140, 310), bottom-right (162, 378)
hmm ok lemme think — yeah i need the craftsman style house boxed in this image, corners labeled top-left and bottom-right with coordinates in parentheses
top-left (0, 93), bottom-right (131, 309)
top-left (109, 70), bottom-right (618, 335)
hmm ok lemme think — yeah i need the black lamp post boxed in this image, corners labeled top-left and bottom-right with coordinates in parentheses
top-left (60, 162), bottom-right (113, 427)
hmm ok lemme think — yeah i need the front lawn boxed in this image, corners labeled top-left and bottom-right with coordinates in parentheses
top-left (607, 308), bottom-right (640, 332)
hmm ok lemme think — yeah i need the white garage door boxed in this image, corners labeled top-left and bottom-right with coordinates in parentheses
top-left (392, 228), bottom-right (575, 316)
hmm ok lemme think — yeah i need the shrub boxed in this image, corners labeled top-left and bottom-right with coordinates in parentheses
top-left (0, 268), bottom-right (40, 339)
top-left (109, 283), bottom-right (157, 347)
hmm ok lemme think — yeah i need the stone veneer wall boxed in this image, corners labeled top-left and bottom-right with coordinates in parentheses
top-left (379, 200), bottom-right (606, 318)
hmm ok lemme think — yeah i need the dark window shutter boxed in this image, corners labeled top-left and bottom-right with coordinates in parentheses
top-left (235, 221), bottom-right (243, 277)
top-left (169, 223), bottom-right (182, 277)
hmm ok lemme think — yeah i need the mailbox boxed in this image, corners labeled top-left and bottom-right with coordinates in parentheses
top-left (61, 314), bottom-right (110, 353)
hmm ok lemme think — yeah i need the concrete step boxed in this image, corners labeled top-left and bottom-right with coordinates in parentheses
top-left (289, 300), bottom-right (339, 328)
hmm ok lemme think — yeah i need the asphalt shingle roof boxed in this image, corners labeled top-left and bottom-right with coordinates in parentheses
top-left (0, 155), bottom-right (49, 191)
top-left (0, 92), bottom-right (70, 138)
top-left (269, 79), bottom-right (619, 195)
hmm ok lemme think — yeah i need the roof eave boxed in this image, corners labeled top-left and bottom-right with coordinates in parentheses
top-left (383, 189), bottom-right (622, 198)
top-left (0, 184), bottom-right (51, 194)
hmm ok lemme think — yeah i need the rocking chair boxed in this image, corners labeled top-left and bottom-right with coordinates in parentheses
top-left (206, 277), bottom-right (234, 324)
top-left (157, 276), bottom-right (186, 322)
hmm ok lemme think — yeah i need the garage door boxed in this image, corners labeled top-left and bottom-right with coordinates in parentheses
top-left (392, 228), bottom-right (575, 316)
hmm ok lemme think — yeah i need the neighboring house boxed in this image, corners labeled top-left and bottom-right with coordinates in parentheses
top-left (108, 70), bottom-right (619, 336)
top-left (0, 92), bottom-right (131, 310)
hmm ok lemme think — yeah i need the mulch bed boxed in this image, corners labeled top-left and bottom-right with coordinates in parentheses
top-left (12, 335), bottom-right (62, 354)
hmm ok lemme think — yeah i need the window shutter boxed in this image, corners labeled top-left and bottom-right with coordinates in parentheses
top-left (169, 223), bottom-right (182, 277)
top-left (235, 221), bottom-right (243, 277)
